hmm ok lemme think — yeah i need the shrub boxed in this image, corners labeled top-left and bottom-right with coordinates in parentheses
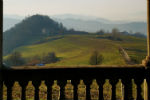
top-left (42, 52), bottom-right (59, 64)
top-left (4, 51), bottom-right (25, 66)
top-left (89, 51), bottom-right (103, 65)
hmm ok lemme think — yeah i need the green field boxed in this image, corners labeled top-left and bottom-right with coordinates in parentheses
top-left (5, 34), bottom-right (147, 66)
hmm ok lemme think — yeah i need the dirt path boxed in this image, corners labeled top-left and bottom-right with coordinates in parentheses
top-left (119, 46), bottom-right (135, 65)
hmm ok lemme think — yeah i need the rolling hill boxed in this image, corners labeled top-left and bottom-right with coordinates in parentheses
top-left (3, 14), bottom-right (68, 55)
top-left (3, 14), bottom-right (147, 66)
top-left (6, 34), bottom-right (146, 66)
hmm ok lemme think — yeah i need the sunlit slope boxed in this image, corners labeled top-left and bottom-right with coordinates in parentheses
top-left (115, 36), bottom-right (147, 63)
top-left (14, 35), bottom-right (127, 65)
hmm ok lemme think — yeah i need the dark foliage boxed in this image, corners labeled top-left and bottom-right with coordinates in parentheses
top-left (96, 29), bottom-right (105, 35)
top-left (3, 14), bottom-right (67, 55)
top-left (89, 51), bottom-right (103, 65)
top-left (42, 52), bottom-right (59, 64)
top-left (3, 14), bottom-right (89, 56)
top-left (4, 52), bottom-right (25, 66)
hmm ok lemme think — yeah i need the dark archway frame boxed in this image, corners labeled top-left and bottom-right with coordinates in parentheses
top-left (0, 1), bottom-right (149, 67)
top-left (0, 0), bottom-right (149, 99)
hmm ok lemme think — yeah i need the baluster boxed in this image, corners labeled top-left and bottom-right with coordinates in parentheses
top-left (103, 79), bottom-right (112, 100)
top-left (77, 80), bottom-right (86, 100)
top-left (39, 81), bottom-right (47, 100)
top-left (26, 81), bottom-right (35, 100)
top-left (141, 79), bottom-right (148, 100)
top-left (64, 80), bottom-right (74, 100)
top-left (90, 79), bottom-right (99, 100)
top-left (52, 80), bottom-right (60, 100)
top-left (131, 79), bottom-right (137, 100)
top-left (116, 79), bottom-right (124, 100)
top-left (12, 81), bottom-right (22, 100)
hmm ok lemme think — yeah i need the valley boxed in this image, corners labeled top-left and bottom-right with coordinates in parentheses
top-left (5, 34), bottom-right (146, 66)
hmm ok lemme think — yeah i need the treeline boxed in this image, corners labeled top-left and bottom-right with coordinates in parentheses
top-left (4, 50), bottom-right (104, 66)
top-left (95, 28), bottom-right (146, 38)
top-left (3, 14), bottom-right (89, 56)
top-left (4, 51), bottom-right (59, 66)
top-left (94, 28), bottom-right (146, 42)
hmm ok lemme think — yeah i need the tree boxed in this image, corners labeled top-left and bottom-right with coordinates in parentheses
top-left (133, 32), bottom-right (146, 38)
top-left (112, 28), bottom-right (119, 38)
top-left (96, 29), bottom-right (105, 35)
top-left (89, 51), bottom-right (103, 65)
top-left (111, 28), bottom-right (122, 41)
top-left (5, 52), bottom-right (25, 66)
top-left (42, 52), bottom-right (58, 64)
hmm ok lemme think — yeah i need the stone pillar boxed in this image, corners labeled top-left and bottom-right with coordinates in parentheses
top-left (142, 0), bottom-right (150, 67)
top-left (0, 0), bottom-right (3, 100)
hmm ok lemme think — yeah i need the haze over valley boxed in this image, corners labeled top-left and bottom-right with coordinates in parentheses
top-left (4, 14), bottom-right (147, 36)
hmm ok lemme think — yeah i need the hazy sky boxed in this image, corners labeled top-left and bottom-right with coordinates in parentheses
top-left (4, 0), bottom-right (147, 21)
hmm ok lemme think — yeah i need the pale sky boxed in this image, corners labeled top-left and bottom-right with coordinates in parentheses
top-left (4, 0), bottom-right (147, 21)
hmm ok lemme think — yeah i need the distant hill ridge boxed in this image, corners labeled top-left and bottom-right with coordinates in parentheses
top-left (3, 14), bottom-right (147, 56)
top-left (54, 18), bottom-right (147, 35)
top-left (4, 14), bottom-right (147, 34)
top-left (3, 14), bottom-right (69, 55)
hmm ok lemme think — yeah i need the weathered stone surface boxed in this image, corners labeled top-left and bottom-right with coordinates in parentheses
top-left (52, 80), bottom-right (60, 100)
top-left (12, 81), bottom-right (22, 100)
top-left (77, 80), bottom-right (86, 100)
top-left (103, 79), bottom-right (112, 100)
top-left (39, 81), bottom-right (47, 100)
top-left (116, 79), bottom-right (124, 100)
top-left (90, 79), bottom-right (99, 100)
top-left (141, 79), bottom-right (148, 100)
top-left (26, 81), bottom-right (35, 100)
top-left (65, 80), bottom-right (74, 100)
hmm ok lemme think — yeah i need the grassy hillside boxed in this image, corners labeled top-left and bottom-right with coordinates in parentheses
top-left (116, 36), bottom-right (147, 64)
top-left (6, 34), bottom-right (146, 66)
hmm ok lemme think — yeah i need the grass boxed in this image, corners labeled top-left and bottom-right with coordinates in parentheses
top-left (4, 34), bottom-right (147, 66)
top-left (114, 35), bottom-right (147, 63)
